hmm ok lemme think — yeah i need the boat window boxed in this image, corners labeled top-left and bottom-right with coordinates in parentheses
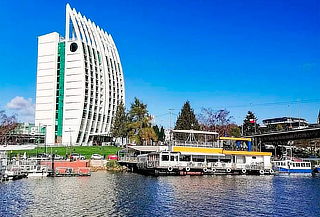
top-left (207, 158), bottom-right (218, 163)
top-left (306, 163), bottom-right (311, 167)
top-left (220, 159), bottom-right (231, 163)
top-left (170, 156), bottom-right (175, 161)
top-left (179, 155), bottom-right (191, 162)
top-left (162, 155), bottom-right (169, 161)
top-left (193, 157), bottom-right (205, 162)
top-left (252, 156), bottom-right (256, 159)
top-left (296, 163), bottom-right (301, 167)
top-left (301, 163), bottom-right (305, 167)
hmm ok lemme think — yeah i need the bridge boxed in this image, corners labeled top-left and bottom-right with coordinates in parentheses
top-left (249, 127), bottom-right (320, 146)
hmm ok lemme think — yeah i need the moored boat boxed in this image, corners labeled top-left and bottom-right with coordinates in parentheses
top-left (121, 130), bottom-right (274, 176)
top-left (272, 158), bottom-right (312, 173)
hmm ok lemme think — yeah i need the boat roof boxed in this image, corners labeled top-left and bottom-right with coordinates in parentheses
top-left (171, 130), bottom-right (218, 135)
top-left (127, 145), bottom-right (168, 152)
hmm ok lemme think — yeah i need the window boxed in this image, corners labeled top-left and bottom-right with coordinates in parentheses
top-left (301, 163), bottom-right (305, 167)
top-left (70, 42), bottom-right (78, 52)
top-left (162, 155), bottom-right (169, 161)
top-left (179, 155), bottom-right (191, 162)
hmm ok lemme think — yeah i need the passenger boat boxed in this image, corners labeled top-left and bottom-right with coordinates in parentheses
top-left (272, 158), bottom-right (312, 173)
top-left (122, 130), bottom-right (274, 176)
top-left (26, 165), bottom-right (49, 177)
top-left (17, 158), bottom-right (49, 177)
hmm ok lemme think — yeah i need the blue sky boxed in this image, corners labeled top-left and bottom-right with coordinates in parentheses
top-left (0, 0), bottom-right (319, 126)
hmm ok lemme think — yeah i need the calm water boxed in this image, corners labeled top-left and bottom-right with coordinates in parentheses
top-left (0, 172), bottom-right (320, 217)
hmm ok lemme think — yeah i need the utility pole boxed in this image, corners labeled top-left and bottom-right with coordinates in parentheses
top-left (168, 109), bottom-right (175, 143)
top-left (168, 109), bottom-right (175, 130)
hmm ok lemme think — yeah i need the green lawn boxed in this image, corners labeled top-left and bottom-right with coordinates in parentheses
top-left (10, 146), bottom-right (121, 159)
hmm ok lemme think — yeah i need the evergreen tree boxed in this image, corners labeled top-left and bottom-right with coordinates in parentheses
top-left (127, 98), bottom-right (157, 145)
top-left (159, 126), bottom-right (165, 142)
top-left (175, 101), bottom-right (200, 130)
top-left (243, 111), bottom-right (259, 136)
top-left (153, 125), bottom-right (160, 141)
top-left (111, 102), bottom-right (127, 145)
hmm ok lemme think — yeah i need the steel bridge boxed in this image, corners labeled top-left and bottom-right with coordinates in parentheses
top-left (250, 127), bottom-right (320, 146)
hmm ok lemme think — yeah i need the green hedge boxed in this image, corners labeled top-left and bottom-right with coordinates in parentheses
top-left (10, 146), bottom-right (121, 159)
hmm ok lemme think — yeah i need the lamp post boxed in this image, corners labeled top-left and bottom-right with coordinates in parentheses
top-left (65, 128), bottom-right (74, 157)
top-left (43, 125), bottom-right (47, 154)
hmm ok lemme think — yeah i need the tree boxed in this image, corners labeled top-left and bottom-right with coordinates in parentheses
top-left (111, 102), bottom-right (127, 145)
top-left (0, 110), bottom-right (18, 145)
top-left (229, 124), bottom-right (241, 137)
top-left (152, 125), bottom-right (166, 143)
top-left (159, 126), bottom-right (165, 142)
top-left (243, 111), bottom-right (259, 136)
top-left (175, 101), bottom-right (200, 130)
top-left (127, 98), bottom-right (157, 145)
top-left (153, 125), bottom-right (160, 138)
top-left (198, 108), bottom-right (234, 136)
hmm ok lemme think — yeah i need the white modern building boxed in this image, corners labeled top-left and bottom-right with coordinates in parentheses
top-left (35, 4), bottom-right (125, 146)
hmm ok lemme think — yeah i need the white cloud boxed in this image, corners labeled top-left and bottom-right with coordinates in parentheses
top-left (6, 96), bottom-right (35, 123)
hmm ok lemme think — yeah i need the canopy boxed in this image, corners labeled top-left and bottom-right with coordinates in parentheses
top-left (171, 130), bottom-right (218, 135)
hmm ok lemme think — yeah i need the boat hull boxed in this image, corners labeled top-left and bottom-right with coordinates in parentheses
top-left (277, 168), bottom-right (312, 173)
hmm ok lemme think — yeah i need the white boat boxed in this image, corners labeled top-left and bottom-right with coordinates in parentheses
top-left (26, 165), bottom-right (49, 177)
top-left (18, 159), bottom-right (49, 178)
top-left (124, 130), bottom-right (274, 175)
top-left (272, 158), bottom-right (312, 173)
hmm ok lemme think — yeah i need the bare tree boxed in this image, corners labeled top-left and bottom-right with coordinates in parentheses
top-left (198, 108), bottom-right (235, 136)
top-left (0, 110), bottom-right (18, 145)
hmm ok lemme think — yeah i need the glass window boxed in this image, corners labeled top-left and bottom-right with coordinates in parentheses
top-left (179, 155), bottom-right (191, 162)
top-left (162, 155), bottom-right (169, 161)
top-left (301, 163), bottom-right (305, 167)
top-left (296, 163), bottom-right (301, 167)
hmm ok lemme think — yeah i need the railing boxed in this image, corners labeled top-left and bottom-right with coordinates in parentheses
top-left (172, 141), bottom-right (222, 148)
top-left (118, 156), bottom-right (138, 163)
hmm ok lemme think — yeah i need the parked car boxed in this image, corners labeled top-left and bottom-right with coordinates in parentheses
top-left (37, 153), bottom-right (50, 160)
top-left (91, 154), bottom-right (103, 160)
top-left (107, 154), bottom-right (118, 160)
top-left (70, 153), bottom-right (85, 160)
top-left (53, 154), bottom-right (64, 160)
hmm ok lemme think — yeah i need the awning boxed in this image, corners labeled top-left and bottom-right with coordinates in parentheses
top-left (171, 130), bottom-right (218, 135)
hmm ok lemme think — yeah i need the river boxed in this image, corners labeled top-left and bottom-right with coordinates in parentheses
top-left (0, 172), bottom-right (319, 217)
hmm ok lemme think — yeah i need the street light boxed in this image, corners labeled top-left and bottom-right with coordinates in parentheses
top-left (65, 128), bottom-right (74, 157)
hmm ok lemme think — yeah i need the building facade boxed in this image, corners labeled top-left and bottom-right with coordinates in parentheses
top-left (262, 117), bottom-right (308, 131)
top-left (35, 4), bottom-right (125, 146)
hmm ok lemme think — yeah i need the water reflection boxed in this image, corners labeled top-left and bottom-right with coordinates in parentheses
top-left (0, 173), bottom-right (319, 217)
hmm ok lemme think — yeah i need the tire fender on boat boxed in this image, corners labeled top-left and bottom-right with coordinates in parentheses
top-left (241, 168), bottom-right (246, 174)
top-left (203, 168), bottom-right (208, 173)
top-left (259, 169), bottom-right (265, 175)
top-left (269, 169), bottom-right (274, 174)
top-left (226, 168), bottom-right (232, 173)
top-left (168, 166), bottom-right (173, 172)
top-left (211, 168), bottom-right (216, 173)
top-left (185, 167), bottom-right (191, 172)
